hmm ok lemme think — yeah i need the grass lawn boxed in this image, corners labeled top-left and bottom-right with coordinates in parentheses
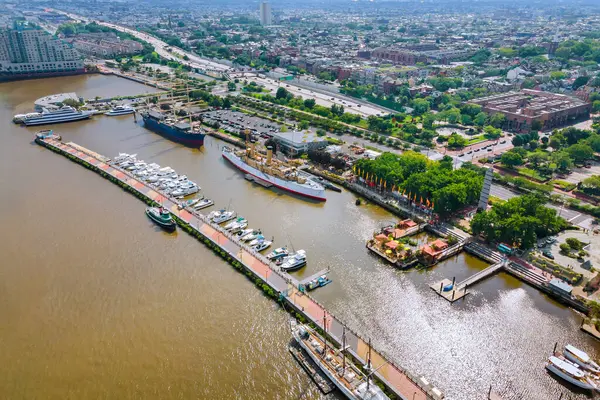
top-left (517, 167), bottom-right (550, 182)
top-left (552, 180), bottom-right (577, 192)
top-left (466, 135), bottom-right (486, 145)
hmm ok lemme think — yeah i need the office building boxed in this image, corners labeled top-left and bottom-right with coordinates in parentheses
top-left (0, 21), bottom-right (84, 80)
top-left (259, 2), bottom-right (272, 26)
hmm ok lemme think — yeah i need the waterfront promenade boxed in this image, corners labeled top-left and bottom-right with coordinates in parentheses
top-left (37, 135), bottom-right (440, 400)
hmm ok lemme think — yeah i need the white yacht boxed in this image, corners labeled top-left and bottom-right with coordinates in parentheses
top-left (194, 198), bottom-right (214, 210)
top-left (248, 235), bottom-right (266, 247)
top-left (213, 210), bottom-right (236, 224)
top-left (171, 184), bottom-right (199, 197)
top-left (280, 250), bottom-right (307, 271)
top-left (105, 105), bottom-right (135, 116)
top-left (252, 240), bottom-right (272, 252)
top-left (224, 217), bottom-right (248, 231)
top-left (17, 106), bottom-right (93, 126)
top-left (236, 228), bottom-right (254, 238)
top-left (113, 153), bottom-right (136, 163)
top-left (546, 356), bottom-right (598, 390)
top-left (266, 247), bottom-right (289, 261)
top-left (240, 229), bottom-right (261, 242)
top-left (564, 345), bottom-right (600, 373)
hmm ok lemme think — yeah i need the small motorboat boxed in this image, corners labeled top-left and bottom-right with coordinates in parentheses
top-left (236, 228), bottom-right (254, 238)
top-left (213, 210), bottom-right (235, 224)
top-left (224, 217), bottom-right (247, 231)
top-left (564, 345), bottom-right (600, 373)
top-left (248, 234), bottom-right (266, 246)
top-left (240, 229), bottom-right (261, 242)
top-left (306, 274), bottom-right (332, 291)
top-left (178, 198), bottom-right (201, 209)
top-left (252, 240), bottom-right (272, 252)
top-left (194, 198), bottom-right (214, 210)
top-left (546, 355), bottom-right (598, 391)
top-left (280, 250), bottom-right (307, 271)
top-left (145, 206), bottom-right (176, 232)
top-left (207, 209), bottom-right (225, 220)
top-left (171, 184), bottom-right (199, 197)
top-left (266, 247), bottom-right (289, 261)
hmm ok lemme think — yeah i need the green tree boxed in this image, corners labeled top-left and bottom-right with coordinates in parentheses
top-left (474, 112), bottom-right (488, 127)
top-left (227, 81), bottom-right (237, 91)
top-left (422, 113), bottom-right (436, 130)
top-left (447, 133), bottom-right (467, 148)
top-left (298, 120), bottom-right (310, 130)
top-left (551, 151), bottom-right (573, 173)
top-left (484, 125), bottom-right (501, 139)
top-left (490, 113), bottom-right (506, 128)
top-left (501, 150), bottom-right (524, 168)
top-left (303, 98), bottom-right (316, 109)
top-left (412, 98), bottom-right (430, 115)
top-left (276, 87), bottom-right (290, 100)
top-left (567, 143), bottom-right (594, 164)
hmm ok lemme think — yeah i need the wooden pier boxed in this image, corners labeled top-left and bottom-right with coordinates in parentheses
top-left (431, 261), bottom-right (506, 303)
top-left (36, 135), bottom-right (443, 400)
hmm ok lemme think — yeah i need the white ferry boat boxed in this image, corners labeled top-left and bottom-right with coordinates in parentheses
top-left (292, 323), bottom-right (389, 400)
top-left (16, 106), bottom-right (93, 126)
top-left (222, 144), bottom-right (325, 201)
top-left (105, 105), bottom-right (135, 116)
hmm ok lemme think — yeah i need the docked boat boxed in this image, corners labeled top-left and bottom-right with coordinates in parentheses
top-left (213, 210), bottom-right (236, 224)
top-left (194, 198), bottom-right (214, 210)
top-left (306, 274), bottom-right (332, 291)
top-left (252, 240), bottom-right (272, 252)
top-left (292, 323), bottom-right (389, 400)
top-left (249, 234), bottom-right (266, 247)
top-left (16, 106), bottom-right (93, 126)
top-left (222, 144), bottom-right (326, 202)
top-left (564, 345), bottom-right (600, 373)
top-left (145, 206), bottom-right (176, 232)
top-left (224, 217), bottom-right (248, 231)
top-left (236, 228), bottom-right (254, 238)
top-left (105, 105), bottom-right (135, 116)
top-left (142, 110), bottom-right (206, 147)
top-left (113, 153), bottom-right (136, 163)
top-left (178, 198), bottom-right (201, 209)
top-left (171, 184), bottom-right (199, 197)
top-left (266, 247), bottom-right (289, 261)
top-left (240, 229), bottom-right (262, 242)
top-left (280, 250), bottom-right (307, 271)
top-left (546, 356), bottom-right (598, 390)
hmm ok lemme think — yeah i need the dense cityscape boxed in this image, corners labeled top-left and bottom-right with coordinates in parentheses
top-left (3, 0), bottom-right (600, 399)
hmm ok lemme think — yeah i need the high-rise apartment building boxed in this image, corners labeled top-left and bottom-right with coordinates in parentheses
top-left (259, 2), bottom-right (272, 26)
top-left (0, 21), bottom-right (84, 80)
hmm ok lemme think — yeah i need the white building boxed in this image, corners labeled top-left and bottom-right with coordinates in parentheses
top-left (0, 22), bottom-right (84, 79)
top-left (259, 2), bottom-right (272, 26)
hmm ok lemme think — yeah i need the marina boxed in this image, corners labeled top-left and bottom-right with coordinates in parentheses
top-left (3, 75), bottom-right (600, 400)
top-left (34, 132), bottom-right (441, 400)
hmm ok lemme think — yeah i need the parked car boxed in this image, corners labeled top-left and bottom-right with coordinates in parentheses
top-left (542, 250), bottom-right (554, 260)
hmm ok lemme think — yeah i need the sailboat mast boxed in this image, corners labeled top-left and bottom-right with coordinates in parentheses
top-left (341, 326), bottom-right (346, 376)
top-left (322, 313), bottom-right (327, 358)
top-left (367, 337), bottom-right (372, 390)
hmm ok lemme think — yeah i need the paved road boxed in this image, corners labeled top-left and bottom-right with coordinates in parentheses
top-left (242, 75), bottom-right (387, 118)
top-left (53, 9), bottom-right (231, 73)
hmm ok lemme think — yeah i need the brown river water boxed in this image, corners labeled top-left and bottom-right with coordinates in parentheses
top-left (0, 74), bottom-right (598, 400)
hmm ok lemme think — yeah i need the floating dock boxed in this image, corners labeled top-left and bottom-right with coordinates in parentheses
top-left (36, 134), bottom-right (443, 400)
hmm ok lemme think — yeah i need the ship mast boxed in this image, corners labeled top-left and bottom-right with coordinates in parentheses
top-left (322, 313), bottom-right (327, 359)
top-left (367, 337), bottom-right (372, 390)
top-left (340, 326), bottom-right (346, 376)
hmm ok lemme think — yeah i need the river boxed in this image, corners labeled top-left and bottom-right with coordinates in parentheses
top-left (0, 74), bottom-right (598, 400)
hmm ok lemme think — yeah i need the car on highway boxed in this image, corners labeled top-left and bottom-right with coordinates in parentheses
top-left (487, 148), bottom-right (493, 152)
top-left (458, 153), bottom-right (464, 157)
top-left (474, 148), bottom-right (480, 152)
top-left (500, 140), bottom-right (506, 144)
top-left (467, 151), bottom-right (473, 154)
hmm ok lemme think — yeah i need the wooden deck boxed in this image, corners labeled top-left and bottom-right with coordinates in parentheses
top-left (37, 136), bottom-right (444, 400)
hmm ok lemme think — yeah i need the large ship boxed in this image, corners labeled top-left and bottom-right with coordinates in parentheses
top-left (14, 106), bottom-right (93, 126)
top-left (222, 144), bottom-right (326, 201)
top-left (291, 322), bottom-right (389, 400)
top-left (141, 110), bottom-right (205, 147)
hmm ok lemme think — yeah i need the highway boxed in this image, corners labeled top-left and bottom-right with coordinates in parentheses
top-left (52, 9), bottom-right (231, 73)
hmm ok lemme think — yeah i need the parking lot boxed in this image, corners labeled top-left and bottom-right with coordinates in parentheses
top-left (201, 109), bottom-right (283, 138)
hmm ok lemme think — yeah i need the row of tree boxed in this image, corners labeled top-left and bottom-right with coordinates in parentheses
top-left (354, 152), bottom-right (484, 216)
